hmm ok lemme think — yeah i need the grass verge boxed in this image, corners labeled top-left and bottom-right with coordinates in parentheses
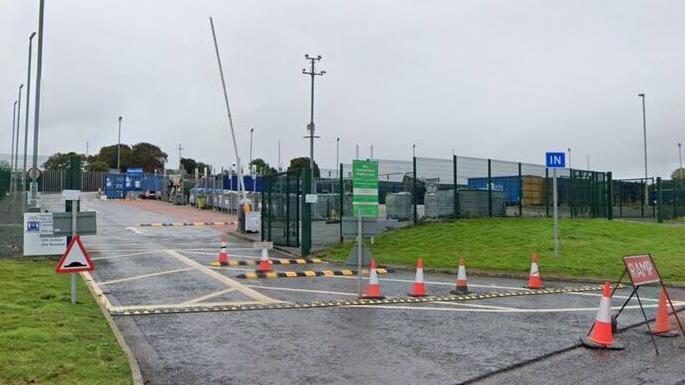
top-left (318, 218), bottom-right (685, 283)
top-left (0, 258), bottom-right (132, 385)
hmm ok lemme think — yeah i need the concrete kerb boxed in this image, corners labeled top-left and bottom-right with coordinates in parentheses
top-left (80, 271), bottom-right (144, 385)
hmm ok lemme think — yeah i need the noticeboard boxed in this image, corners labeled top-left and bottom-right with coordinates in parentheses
top-left (352, 160), bottom-right (379, 217)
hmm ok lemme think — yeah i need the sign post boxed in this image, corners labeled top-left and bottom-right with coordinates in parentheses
top-left (608, 255), bottom-right (685, 354)
top-left (352, 159), bottom-right (379, 297)
top-left (55, 190), bottom-right (94, 304)
top-left (546, 152), bottom-right (565, 258)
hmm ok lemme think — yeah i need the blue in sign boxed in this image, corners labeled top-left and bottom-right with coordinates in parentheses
top-left (545, 152), bottom-right (566, 168)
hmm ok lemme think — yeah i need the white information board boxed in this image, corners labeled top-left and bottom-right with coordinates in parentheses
top-left (23, 213), bottom-right (67, 256)
top-left (245, 211), bottom-right (261, 233)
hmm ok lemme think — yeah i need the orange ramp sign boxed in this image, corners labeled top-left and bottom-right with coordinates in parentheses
top-left (56, 235), bottom-right (94, 273)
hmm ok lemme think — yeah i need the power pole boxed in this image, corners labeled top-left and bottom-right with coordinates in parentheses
top-left (302, 54), bottom-right (325, 193)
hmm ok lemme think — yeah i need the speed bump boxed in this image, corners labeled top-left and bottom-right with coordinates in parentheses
top-left (209, 258), bottom-right (322, 268)
top-left (109, 284), bottom-right (617, 316)
top-left (235, 268), bottom-right (392, 279)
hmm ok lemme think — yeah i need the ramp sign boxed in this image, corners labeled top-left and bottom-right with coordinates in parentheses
top-left (56, 235), bottom-right (94, 273)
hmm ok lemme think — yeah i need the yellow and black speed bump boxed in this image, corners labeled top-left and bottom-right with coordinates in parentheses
top-left (109, 284), bottom-right (618, 317)
top-left (209, 258), bottom-right (322, 268)
top-left (235, 268), bottom-right (392, 279)
top-left (140, 221), bottom-right (231, 227)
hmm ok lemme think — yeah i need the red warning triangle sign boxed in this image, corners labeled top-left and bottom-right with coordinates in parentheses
top-left (56, 235), bottom-right (94, 273)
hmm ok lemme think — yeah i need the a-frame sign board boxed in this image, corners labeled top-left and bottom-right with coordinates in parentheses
top-left (611, 254), bottom-right (685, 354)
top-left (56, 235), bottom-right (94, 273)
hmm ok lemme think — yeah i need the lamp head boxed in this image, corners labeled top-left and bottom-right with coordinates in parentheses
top-left (29, 32), bottom-right (36, 39)
top-left (638, 93), bottom-right (645, 97)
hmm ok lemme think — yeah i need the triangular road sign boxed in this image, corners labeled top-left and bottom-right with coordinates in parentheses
top-left (56, 235), bottom-right (94, 273)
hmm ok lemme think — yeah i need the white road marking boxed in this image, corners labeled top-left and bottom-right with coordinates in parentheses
top-left (126, 227), bottom-right (145, 235)
top-left (99, 268), bottom-right (194, 285)
top-left (92, 250), bottom-right (161, 260)
top-left (433, 301), bottom-right (518, 310)
top-left (183, 288), bottom-right (237, 304)
top-left (335, 275), bottom-right (530, 291)
top-left (568, 291), bottom-right (663, 302)
top-left (245, 284), bottom-right (358, 297)
top-left (165, 249), bottom-right (278, 304)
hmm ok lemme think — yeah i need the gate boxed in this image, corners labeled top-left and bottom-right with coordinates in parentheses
top-left (261, 168), bottom-right (312, 255)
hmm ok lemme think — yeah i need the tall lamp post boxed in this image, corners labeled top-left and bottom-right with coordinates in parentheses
top-left (117, 116), bottom-right (122, 171)
top-left (302, 54), bottom-right (325, 193)
top-left (30, 0), bottom-right (45, 207)
top-left (638, 93), bottom-right (648, 207)
top-left (15, 84), bottom-right (24, 182)
top-left (10, 101), bottom-right (18, 193)
top-left (23, 32), bottom-right (37, 202)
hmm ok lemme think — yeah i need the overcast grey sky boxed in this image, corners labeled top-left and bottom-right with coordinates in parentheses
top-left (2, 1), bottom-right (684, 178)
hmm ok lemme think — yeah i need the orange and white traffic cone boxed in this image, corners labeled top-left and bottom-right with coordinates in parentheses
top-left (361, 259), bottom-right (385, 299)
top-left (650, 288), bottom-right (679, 337)
top-left (256, 248), bottom-right (273, 273)
top-left (581, 282), bottom-right (624, 350)
top-left (408, 258), bottom-right (428, 297)
top-left (526, 252), bottom-right (544, 289)
top-left (216, 240), bottom-right (229, 266)
top-left (450, 258), bottom-right (469, 295)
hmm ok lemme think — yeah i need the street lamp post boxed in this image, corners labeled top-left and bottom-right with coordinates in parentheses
top-left (249, 128), bottom-right (254, 174)
top-left (117, 116), bottom-right (122, 171)
top-left (412, 144), bottom-right (416, 158)
top-left (678, 143), bottom-right (682, 170)
top-left (567, 148), bottom-right (572, 169)
top-left (336, 137), bottom-right (340, 177)
top-left (30, 0), bottom-right (45, 207)
top-left (10, 101), bottom-right (18, 193)
top-left (302, 54), bottom-right (325, 193)
top-left (23, 32), bottom-right (37, 202)
top-left (15, 84), bottom-right (24, 181)
top-left (638, 93), bottom-right (648, 207)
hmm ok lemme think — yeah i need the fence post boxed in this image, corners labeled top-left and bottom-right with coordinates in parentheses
top-left (261, 176), bottom-right (266, 241)
top-left (606, 172), bottom-right (613, 220)
top-left (518, 162), bottom-right (523, 217)
top-left (413, 156), bottom-right (418, 225)
top-left (286, 172), bottom-right (290, 246)
top-left (545, 168), bottom-right (550, 217)
top-left (672, 180), bottom-right (676, 219)
top-left (641, 179), bottom-right (645, 217)
top-left (453, 155), bottom-right (459, 218)
top-left (339, 163), bottom-right (344, 243)
top-left (657, 177), bottom-right (663, 223)
top-left (591, 172), bottom-right (597, 219)
top-left (569, 169), bottom-right (574, 218)
top-left (487, 159), bottom-right (492, 217)
top-left (618, 180), bottom-right (623, 217)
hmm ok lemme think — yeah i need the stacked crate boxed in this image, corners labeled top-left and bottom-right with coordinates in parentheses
top-left (521, 175), bottom-right (545, 205)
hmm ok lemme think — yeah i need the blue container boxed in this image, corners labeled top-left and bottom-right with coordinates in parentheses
top-left (467, 176), bottom-right (520, 205)
top-left (105, 173), bottom-right (125, 199)
top-left (222, 175), bottom-right (262, 192)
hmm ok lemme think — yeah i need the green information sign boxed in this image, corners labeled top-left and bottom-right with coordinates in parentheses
top-left (352, 160), bottom-right (379, 217)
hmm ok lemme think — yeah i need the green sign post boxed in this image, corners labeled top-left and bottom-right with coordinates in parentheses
top-left (352, 160), bottom-right (379, 217)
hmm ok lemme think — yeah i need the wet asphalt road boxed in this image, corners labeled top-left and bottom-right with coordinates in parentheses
top-left (82, 198), bottom-right (685, 385)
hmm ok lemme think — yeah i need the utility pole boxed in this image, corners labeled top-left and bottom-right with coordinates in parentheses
top-left (177, 144), bottom-right (184, 172)
top-left (117, 116), bottom-right (122, 171)
top-left (31, 0), bottom-right (45, 207)
top-left (302, 54), bottom-right (325, 193)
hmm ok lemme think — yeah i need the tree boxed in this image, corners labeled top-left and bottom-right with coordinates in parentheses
top-left (672, 168), bottom-right (685, 180)
top-left (250, 158), bottom-right (276, 175)
top-left (196, 162), bottom-right (212, 176)
top-left (87, 160), bottom-right (109, 172)
top-left (180, 158), bottom-right (197, 175)
top-left (43, 152), bottom-right (84, 170)
top-left (129, 142), bottom-right (167, 173)
top-left (288, 157), bottom-right (320, 178)
top-left (96, 144), bottom-right (131, 171)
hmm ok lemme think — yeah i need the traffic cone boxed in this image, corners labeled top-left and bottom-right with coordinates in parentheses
top-left (450, 258), bottom-right (469, 295)
top-left (256, 248), bottom-right (273, 273)
top-left (651, 288), bottom-right (679, 337)
top-left (361, 259), bottom-right (385, 299)
top-left (526, 253), bottom-right (544, 289)
top-left (216, 240), bottom-right (229, 266)
top-left (408, 258), bottom-right (428, 297)
top-left (580, 282), bottom-right (624, 350)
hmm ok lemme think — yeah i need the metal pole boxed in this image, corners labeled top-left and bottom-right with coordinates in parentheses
top-left (678, 143), bottom-right (682, 169)
top-left (117, 116), bottom-right (122, 171)
top-left (553, 168), bottom-right (559, 257)
top-left (567, 148), bottom-right (571, 169)
top-left (639, 93), bottom-right (648, 206)
top-left (586, 156), bottom-right (590, 170)
top-left (336, 137), bottom-right (340, 179)
top-left (278, 141), bottom-right (281, 172)
top-left (412, 144), bottom-right (415, 158)
top-left (71, 200), bottom-right (77, 304)
top-left (209, 17), bottom-right (246, 199)
top-left (249, 128), bottom-right (254, 172)
top-left (10, 101), bottom-right (17, 183)
top-left (23, 33), bottom-right (36, 202)
top-left (31, 0), bottom-right (45, 207)
top-left (15, 85), bottom-right (24, 183)
top-left (303, 54), bottom-right (325, 194)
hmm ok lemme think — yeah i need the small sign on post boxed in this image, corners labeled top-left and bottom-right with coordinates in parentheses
top-left (352, 159), bottom-right (379, 298)
top-left (545, 152), bottom-right (565, 258)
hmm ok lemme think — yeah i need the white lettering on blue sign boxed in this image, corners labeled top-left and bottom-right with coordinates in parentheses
top-left (545, 152), bottom-right (566, 168)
